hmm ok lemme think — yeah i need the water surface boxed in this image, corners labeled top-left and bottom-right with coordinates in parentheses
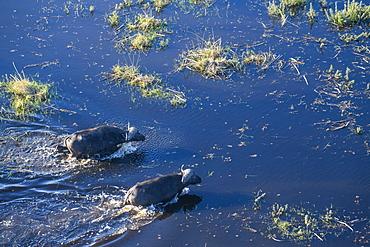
top-left (1, 0), bottom-right (369, 246)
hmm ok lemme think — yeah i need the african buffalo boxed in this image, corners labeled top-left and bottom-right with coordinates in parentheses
top-left (62, 125), bottom-right (145, 158)
top-left (124, 166), bottom-right (202, 206)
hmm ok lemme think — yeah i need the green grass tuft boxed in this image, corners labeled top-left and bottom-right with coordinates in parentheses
top-left (1, 70), bottom-right (53, 118)
top-left (325, 0), bottom-right (370, 29)
top-left (176, 36), bottom-right (240, 79)
top-left (103, 63), bottom-right (186, 107)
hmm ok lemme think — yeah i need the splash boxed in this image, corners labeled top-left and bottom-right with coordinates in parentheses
top-left (0, 186), bottom-right (164, 246)
top-left (100, 142), bottom-right (138, 160)
top-left (0, 124), bottom-right (141, 175)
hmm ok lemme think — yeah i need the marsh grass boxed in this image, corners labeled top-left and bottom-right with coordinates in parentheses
top-left (0, 70), bottom-right (53, 118)
top-left (108, 11), bottom-right (120, 27)
top-left (176, 37), bottom-right (240, 79)
top-left (103, 63), bottom-right (186, 107)
top-left (307, 2), bottom-right (319, 25)
top-left (267, 0), bottom-right (307, 25)
top-left (130, 33), bottom-right (156, 51)
top-left (127, 13), bottom-right (167, 33)
top-left (339, 31), bottom-right (370, 43)
top-left (151, 0), bottom-right (172, 12)
top-left (325, 0), bottom-right (370, 29)
top-left (114, 12), bottom-right (169, 51)
top-left (176, 0), bottom-right (216, 17)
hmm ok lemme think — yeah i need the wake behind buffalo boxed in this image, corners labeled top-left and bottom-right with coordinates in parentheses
top-left (57, 124), bottom-right (202, 207)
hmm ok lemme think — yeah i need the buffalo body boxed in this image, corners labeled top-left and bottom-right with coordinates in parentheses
top-left (64, 125), bottom-right (145, 158)
top-left (124, 167), bottom-right (201, 206)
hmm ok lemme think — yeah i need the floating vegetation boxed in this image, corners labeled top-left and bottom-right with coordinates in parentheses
top-left (315, 65), bottom-right (355, 98)
top-left (325, 0), bottom-right (370, 29)
top-left (314, 118), bottom-right (354, 131)
top-left (0, 67), bottom-right (53, 119)
top-left (89, 5), bottom-right (95, 14)
top-left (243, 49), bottom-right (282, 71)
top-left (64, 1), bottom-right (94, 17)
top-left (351, 125), bottom-right (364, 135)
top-left (253, 190), bottom-right (266, 211)
top-left (258, 204), bottom-right (358, 244)
top-left (353, 45), bottom-right (370, 63)
top-left (339, 32), bottom-right (370, 43)
top-left (311, 65), bottom-right (365, 132)
top-left (176, 0), bottom-right (216, 17)
top-left (103, 63), bottom-right (186, 107)
top-left (176, 37), bottom-right (240, 79)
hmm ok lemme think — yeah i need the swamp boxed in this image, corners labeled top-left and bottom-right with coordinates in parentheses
top-left (0, 0), bottom-right (369, 246)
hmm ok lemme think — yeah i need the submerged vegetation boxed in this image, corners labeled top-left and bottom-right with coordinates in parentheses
top-left (257, 203), bottom-right (357, 244)
top-left (243, 49), bottom-right (282, 71)
top-left (64, 1), bottom-right (95, 17)
top-left (312, 65), bottom-right (365, 132)
top-left (0, 69), bottom-right (53, 118)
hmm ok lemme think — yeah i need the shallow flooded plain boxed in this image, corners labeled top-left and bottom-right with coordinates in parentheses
top-left (1, 0), bottom-right (369, 246)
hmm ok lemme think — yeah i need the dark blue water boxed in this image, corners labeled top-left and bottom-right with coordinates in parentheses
top-left (1, 0), bottom-right (369, 246)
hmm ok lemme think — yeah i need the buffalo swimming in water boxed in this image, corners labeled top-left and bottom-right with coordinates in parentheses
top-left (124, 166), bottom-right (202, 206)
top-left (59, 125), bottom-right (145, 158)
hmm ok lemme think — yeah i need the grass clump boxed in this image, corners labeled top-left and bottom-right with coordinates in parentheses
top-left (103, 63), bottom-right (186, 107)
top-left (127, 13), bottom-right (168, 33)
top-left (129, 33), bottom-right (155, 51)
top-left (176, 37), bottom-right (240, 79)
top-left (325, 0), bottom-right (370, 29)
top-left (114, 12), bottom-right (169, 51)
top-left (267, 0), bottom-right (307, 24)
top-left (0, 69), bottom-right (53, 118)
top-left (108, 11), bottom-right (120, 27)
top-left (243, 49), bottom-right (282, 71)
top-left (151, 0), bottom-right (172, 12)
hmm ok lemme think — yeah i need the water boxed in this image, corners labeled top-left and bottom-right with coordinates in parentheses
top-left (1, 0), bottom-right (369, 246)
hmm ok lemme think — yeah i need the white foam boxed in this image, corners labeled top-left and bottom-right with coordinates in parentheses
top-left (100, 142), bottom-right (138, 160)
